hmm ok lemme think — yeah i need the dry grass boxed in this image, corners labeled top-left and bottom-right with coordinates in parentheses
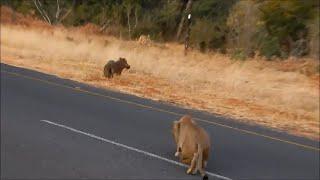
top-left (1, 6), bottom-right (319, 140)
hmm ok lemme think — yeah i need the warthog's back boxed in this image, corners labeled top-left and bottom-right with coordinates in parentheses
top-left (104, 60), bottom-right (115, 78)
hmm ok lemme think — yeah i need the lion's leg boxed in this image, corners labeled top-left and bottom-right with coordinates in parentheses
top-left (187, 152), bottom-right (198, 174)
top-left (175, 147), bottom-right (182, 157)
top-left (193, 144), bottom-right (203, 174)
top-left (182, 157), bottom-right (192, 165)
top-left (175, 133), bottom-right (185, 157)
top-left (195, 147), bottom-right (207, 179)
top-left (203, 161), bottom-right (207, 168)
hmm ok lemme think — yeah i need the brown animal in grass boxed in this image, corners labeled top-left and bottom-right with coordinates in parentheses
top-left (172, 115), bottom-right (211, 180)
top-left (103, 57), bottom-right (130, 78)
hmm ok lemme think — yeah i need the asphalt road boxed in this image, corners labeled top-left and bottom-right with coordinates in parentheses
top-left (1, 63), bottom-right (319, 180)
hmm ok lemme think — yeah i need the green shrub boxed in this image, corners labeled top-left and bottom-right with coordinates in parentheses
top-left (258, 36), bottom-right (281, 60)
top-left (231, 48), bottom-right (246, 61)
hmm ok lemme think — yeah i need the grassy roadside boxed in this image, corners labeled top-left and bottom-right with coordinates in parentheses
top-left (1, 7), bottom-right (319, 140)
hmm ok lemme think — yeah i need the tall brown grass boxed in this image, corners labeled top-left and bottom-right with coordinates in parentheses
top-left (1, 6), bottom-right (319, 140)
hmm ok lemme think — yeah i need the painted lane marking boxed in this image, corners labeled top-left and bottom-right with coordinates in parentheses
top-left (2, 70), bottom-right (319, 152)
top-left (40, 120), bottom-right (232, 180)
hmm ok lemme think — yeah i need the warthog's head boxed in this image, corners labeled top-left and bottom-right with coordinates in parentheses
top-left (119, 57), bottom-right (130, 69)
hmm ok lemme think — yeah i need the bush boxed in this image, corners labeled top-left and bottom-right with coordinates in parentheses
top-left (190, 18), bottom-right (227, 52)
top-left (226, 0), bottom-right (259, 56)
top-left (258, 36), bottom-right (281, 60)
top-left (231, 48), bottom-right (246, 61)
top-left (307, 8), bottom-right (320, 59)
top-left (257, 0), bottom-right (315, 59)
top-left (3, 0), bottom-right (319, 60)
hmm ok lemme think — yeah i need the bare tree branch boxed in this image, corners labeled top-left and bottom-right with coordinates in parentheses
top-left (56, 0), bottom-right (61, 21)
top-left (33, 0), bottom-right (46, 22)
top-left (134, 6), bottom-right (138, 28)
top-left (127, 8), bottom-right (131, 39)
top-left (33, 0), bottom-right (51, 25)
top-left (37, 0), bottom-right (51, 24)
top-left (124, 2), bottom-right (133, 39)
top-left (58, 0), bottom-right (75, 23)
top-left (99, 20), bottom-right (111, 33)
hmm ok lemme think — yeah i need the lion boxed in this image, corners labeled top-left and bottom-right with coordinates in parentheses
top-left (103, 57), bottom-right (130, 78)
top-left (172, 115), bottom-right (211, 180)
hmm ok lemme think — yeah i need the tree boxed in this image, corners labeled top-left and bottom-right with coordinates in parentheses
top-left (227, 0), bottom-right (260, 57)
top-left (33, 0), bottom-right (52, 24)
top-left (32, 0), bottom-right (75, 25)
top-left (190, 0), bottom-right (237, 52)
top-left (4, 0), bottom-right (318, 59)
top-left (257, 0), bottom-right (316, 58)
top-left (176, 0), bottom-right (193, 40)
top-left (123, 0), bottom-right (133, 39)
top-left (307, 5), bottom-right (319, 59)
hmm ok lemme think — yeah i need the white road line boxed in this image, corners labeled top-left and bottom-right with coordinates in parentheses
top-left (40, 120), bottom-right (232, 180)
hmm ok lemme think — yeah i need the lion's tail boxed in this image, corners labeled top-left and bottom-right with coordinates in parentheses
top-left (197, 144), bottom-right (208, 180)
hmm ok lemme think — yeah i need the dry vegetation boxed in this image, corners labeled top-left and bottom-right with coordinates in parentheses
top-left (1, 7), bottom-right (319, 140)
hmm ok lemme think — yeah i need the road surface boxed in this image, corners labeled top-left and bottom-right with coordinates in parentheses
top-left (1, 63), bottom-right (319, 179)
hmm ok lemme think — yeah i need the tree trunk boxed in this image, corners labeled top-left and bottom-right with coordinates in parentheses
top-left (99, 20), bottom-right (111, 33)
top-left (127, 7), bottom-right (132, 39)
top-left (33, 0), bottom-right (52, 25)
top-left (176, 0), bottom-right (193, 40)
top-left (55, 0), bottom-right (61, 23)
top-left (57, 0), bottom-right (75, 23)
top-left (134, 6), bottom-right (138, 28)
